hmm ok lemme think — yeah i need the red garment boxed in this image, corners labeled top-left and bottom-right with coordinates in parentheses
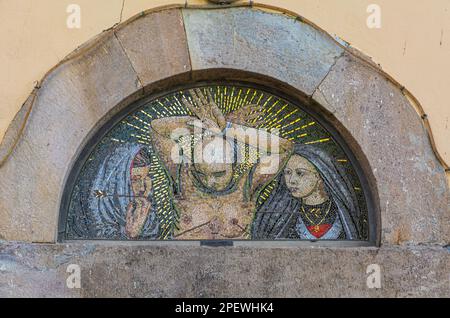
top-left (307, 224), bottom-right (332, 238)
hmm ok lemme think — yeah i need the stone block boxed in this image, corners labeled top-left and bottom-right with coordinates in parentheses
top-left (0, 242), bottom-right (448, 297)
top-left (115, 9), bottom-right (191, 91)
top-left (183, 7), bottom-right (343, 96)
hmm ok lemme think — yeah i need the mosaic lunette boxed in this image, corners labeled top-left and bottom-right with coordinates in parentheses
top-left (66, 84), bottom-right (368, 241)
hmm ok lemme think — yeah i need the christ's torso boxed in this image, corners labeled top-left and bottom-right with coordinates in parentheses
top-left (174, 168), bottom-right (255, 240)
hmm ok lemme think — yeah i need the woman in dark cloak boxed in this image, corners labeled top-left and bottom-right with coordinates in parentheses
top-left (251, 144), bottom-right (361, 240)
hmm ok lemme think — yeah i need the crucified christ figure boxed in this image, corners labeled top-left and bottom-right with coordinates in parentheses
top-left (150, 88), bottom-right (293, 240)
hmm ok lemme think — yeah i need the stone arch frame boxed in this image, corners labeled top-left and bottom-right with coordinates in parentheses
top-left (0, 4), bottom-right (447, 246)
top-left (58, 74), bottom-right (379, 244)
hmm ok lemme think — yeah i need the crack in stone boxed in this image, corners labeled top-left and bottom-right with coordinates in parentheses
top-left (119, 0), bottom-right (125, 24)
top-left (181, 8), bottom-right (194, 80)
top-left (311, 50), bottom-right (345, 99)
top-left (113, 30), bottom-right (145, 92)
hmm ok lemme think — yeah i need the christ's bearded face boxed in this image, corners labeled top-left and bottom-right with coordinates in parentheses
top-left (192, 135), bottom-right (234, 191)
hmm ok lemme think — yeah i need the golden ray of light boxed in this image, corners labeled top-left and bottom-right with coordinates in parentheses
top-left (268, 104), bottom-right (289, 120)
top-left (249, 90), bottom-right (258, 104)
top-left (158, 101), bottom-right (174, 116)
top-left (305, 138), bottom-right (331, 145)
top-left (280, 117), bottom-right (303, 130)
top-left (131, 134), bottom-right (151, 141)
top-left (149, 152), bottom-right (178, 238)
top-left (140, 109), bottom-right (154, 120)
top-left (262, 96), bottom-right (274, 110)
top-left (230, 87), bottom-right (237, 111)
top-left (284, 121), bottom-right (315, 136)
top-left (251, 98), bottom-right (275, 124)
top-left (272, 113), bottom-right (300, 131)
top-left (273, 124), bottom-right (282, 130)
top-left (132, 116), bottom-right (151, 128)
top-left (164, 98), bottom-right (178, 115)
top-left (226, 87), bottom-right (233, 112)
top-left (263, 98), bottom-right (277, 116)
top-left (224, 86), bottom-right (229, 112)
top-left (266, 104), bottom-right (290, 127)
top-left (302, 122), bottom-right (316, 129)
top-left (257, 181), bottom-right (276, 205)
top-left (230, 86), bottom-right (237, 111)
top-left (151, 102), bottom-right (165, 118)
top-left (283, 109), bottom-right (299, 121)
top-left (234, 88), bottom-right (243, 110)
top-left (173, 96), bottom-right (187, 114)
top-left (126, 122), bottom-right (148, 133)
top-left (215, 86), bottom-right (220, 105)
top-left (285, 122), bottom-right (316, 135)
top-left (337, 159), bottom-right (348, 163)
top-left (111, 138), bottom-right (126, 143)
top-left (214, 87), bottom-right (220, 110)
top-left (256, 93), bottom-right (264, 105)
top-left (240, 88), bottom-right (251, 108)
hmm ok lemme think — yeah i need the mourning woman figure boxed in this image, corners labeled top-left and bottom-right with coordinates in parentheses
top-left (251, 144), bottom-right (361, 240)
top-left (89, 144), bottom-right (160, 239)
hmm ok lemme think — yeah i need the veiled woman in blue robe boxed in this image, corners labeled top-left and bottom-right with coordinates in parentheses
top-left (251, 144), bottom-right (361, 240)
top-left (89, 143), bottom-right (160, 239)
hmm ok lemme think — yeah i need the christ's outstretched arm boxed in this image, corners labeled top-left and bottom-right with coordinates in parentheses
top-left (224, 104), bottom-right (293, 154)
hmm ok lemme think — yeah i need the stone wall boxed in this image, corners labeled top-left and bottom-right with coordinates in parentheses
top-left (0, 242), bottom-right (448, 297)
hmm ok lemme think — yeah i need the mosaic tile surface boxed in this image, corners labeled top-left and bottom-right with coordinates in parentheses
top-left (65, 84), bottom-right (369, 241)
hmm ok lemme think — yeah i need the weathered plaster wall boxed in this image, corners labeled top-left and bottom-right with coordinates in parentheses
top-left (1, 0), bottom-right (450, 173)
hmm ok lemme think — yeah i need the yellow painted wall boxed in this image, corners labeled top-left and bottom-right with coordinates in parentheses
top-left (1, 0), bottom-right (449, 171)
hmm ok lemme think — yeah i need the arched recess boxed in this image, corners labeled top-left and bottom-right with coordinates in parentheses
top-left (0, 5), bottom-right (447, 245)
